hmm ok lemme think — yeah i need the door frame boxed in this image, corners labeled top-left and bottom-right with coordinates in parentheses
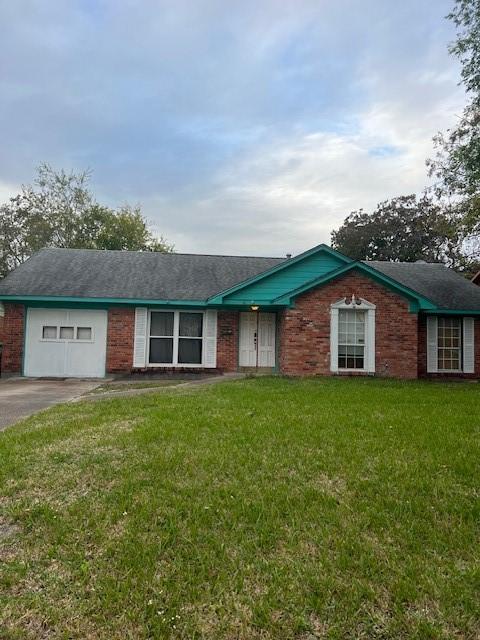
top-left (238, 311), bottom-right (276, 369)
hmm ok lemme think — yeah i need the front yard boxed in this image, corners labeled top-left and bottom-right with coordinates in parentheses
top-left (1, 377), bottom-right (479, 639)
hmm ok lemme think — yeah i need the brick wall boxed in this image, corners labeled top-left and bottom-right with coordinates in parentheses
top-left (216, 311), bottom-right (238, 372)
top-left (2, 303), bottom-right (24, 375)
top-left (278, 270), bottom-right (419, 378)
top-left (418, 315), bottom-right (480, 379)
top-left (106, 307), bottom-right (135, 374)
top-left (106, 308), bottom-right (239, 374)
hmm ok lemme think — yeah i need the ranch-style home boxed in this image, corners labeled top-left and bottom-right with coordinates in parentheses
top-left (0, 244), bottom-right (479, 379)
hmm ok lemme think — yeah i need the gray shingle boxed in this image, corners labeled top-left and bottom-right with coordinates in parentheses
top-left (365, 261), bottom-right (480, 310)
top-left (0, 248), bottom-right (284, 301)
top-left (1, 248), bottom-right (479, 311)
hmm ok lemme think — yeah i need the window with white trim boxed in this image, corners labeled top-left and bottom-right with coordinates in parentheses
top-left (437, 317), bottom-right (461, 371)
top-left (338, 309), bottom-right (366, 370)
top-left (41, 324), bottom-right (93, 342)
top-left (149, 311), bottom-right (204, 365)
top-left (330, 297), bottom-right (376, 373)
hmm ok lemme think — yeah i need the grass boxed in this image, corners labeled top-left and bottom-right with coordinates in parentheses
top-left (0, 377), bottom-right (479, 639)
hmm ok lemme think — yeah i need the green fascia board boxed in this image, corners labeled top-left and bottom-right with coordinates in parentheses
top-left (273, 261), bottom-right (438, 311)
top-left (207, 243), bottom-right (352, 304)
top-left (424, 309), bottom-right (480, 315)
top-left (0, 295), bottom-right (208, 309)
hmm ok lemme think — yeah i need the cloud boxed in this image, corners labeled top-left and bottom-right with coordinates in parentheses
top-left (0, 0), bottom-right (467, 256)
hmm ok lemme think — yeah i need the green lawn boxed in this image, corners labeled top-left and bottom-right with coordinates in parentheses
top-left (1, 378), bottom-right (479, 639)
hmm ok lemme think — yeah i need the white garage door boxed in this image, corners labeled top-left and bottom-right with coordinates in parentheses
top-left (25, 309), bottom-right (107, 378)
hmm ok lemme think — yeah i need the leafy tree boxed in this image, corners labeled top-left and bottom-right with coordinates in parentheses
top-left (426, 0), bottom-right (480, 262)
top-left (0, 164), bottom-right (173, 277)
top-left (331, 194), bottom-right (461, 264)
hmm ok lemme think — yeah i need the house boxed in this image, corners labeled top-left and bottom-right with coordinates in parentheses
top-left (0, 244), bottom-right (479, 379)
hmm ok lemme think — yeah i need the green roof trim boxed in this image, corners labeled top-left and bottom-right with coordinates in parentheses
top-left (207, 243), bottom-right (352, 304)
top-left (0, 294), bottom-right (208, 308)
top-left (273, 261), bottom-right (438, 311)
top-left (424, 309), bottom-right (480, 315)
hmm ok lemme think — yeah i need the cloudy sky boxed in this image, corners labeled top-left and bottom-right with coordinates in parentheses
top-left (0, 0), bottom-right (466, 256)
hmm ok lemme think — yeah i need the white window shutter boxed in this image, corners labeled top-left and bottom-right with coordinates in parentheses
top-left (133, 307), bottom-right (148, 368)
top-left (366, 309), bottom-right (376, 373)
top-left (463, 317), bottom-right (475, 373)
top-left (203, 310), bottom-right (217, 368)
top-left (426, 316), bottom-right (438, 373)
top-left (330, 308), bottom-right (339, 372)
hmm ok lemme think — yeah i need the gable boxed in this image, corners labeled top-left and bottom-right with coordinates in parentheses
top-left (210, 244), bottom-right (350, 306)
top-left (273, 262), bottom-right (437, 311)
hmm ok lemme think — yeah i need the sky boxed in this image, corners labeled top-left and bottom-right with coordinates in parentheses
top-left (0, 0), bottom-right (467, 257)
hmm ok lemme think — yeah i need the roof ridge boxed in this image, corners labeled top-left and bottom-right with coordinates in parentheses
top-left (363, 259), bottom-right (445, 266)
top-left (41, 247), bottom-right (285, 260)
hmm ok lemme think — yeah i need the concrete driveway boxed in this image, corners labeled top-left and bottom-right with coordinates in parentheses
top-left (0, 378), bottom-right (102, 430)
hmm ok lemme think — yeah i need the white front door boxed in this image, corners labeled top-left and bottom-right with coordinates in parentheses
top-left (24, 308), bottom-right (107, 377)
top-left (239, 312), bottom-right (276, 367)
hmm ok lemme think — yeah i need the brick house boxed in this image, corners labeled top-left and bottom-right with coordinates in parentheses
top-left (0, 244), bottom-right (479, 379)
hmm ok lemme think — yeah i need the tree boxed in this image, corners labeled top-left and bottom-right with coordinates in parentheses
top-left (331, 194), bottom-right (461, 264)
top-left (426, 0), bottom-right (480, 262)
top-left (73, 203), bottom-right (172, 252)
top-left (0, 164), bottom-right (173, 277)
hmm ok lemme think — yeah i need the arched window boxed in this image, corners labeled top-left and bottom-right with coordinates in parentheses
top-left (330, 296), bottom-right (376, 373)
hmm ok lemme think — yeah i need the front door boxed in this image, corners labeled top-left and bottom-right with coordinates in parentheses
top-left (239, 312), bottom-right (276, 368)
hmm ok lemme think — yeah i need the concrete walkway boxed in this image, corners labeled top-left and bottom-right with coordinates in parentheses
top-left (0, 378), bottom-right (102, 430)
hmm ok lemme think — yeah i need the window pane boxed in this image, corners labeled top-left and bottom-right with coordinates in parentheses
top-left (60, 326), bottom-right (74, 339)
top-left (42, 326), bottom-right (57, 339)
top-left (338, 309), bottom-right (366, 369)
top-left (77, 327), bottom-right (92, 340)
top-left (178, 338), bottom-right (202, 364)
top-left (437, 317), bottom-right (461, 371)
top-left (179, 313), bottom-right (203, 337)
top-left (149, 337), bottom-right (173, 363)
top-left (150, 312), bottom-right (174, 336)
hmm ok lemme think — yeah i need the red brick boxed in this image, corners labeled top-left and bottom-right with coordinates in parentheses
top-left (278, 270), bottom-right (419, 378)
top-left (418, 315), bottom-right (480, 379)
top-left (2, 303), bottom-right (24, 375)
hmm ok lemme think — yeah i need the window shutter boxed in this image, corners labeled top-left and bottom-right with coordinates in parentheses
top-left (366, 309), bottom-right (376, 373)
top-left (133, 307), bottom-right (148, 368)
top-left (203, 310), bottom-right (217, 368)
top-left (463, 317), bottom-right (475, 374)
top-left (426, 316), bottom-right (438, 373)
top-left (330, 308), bottom-right (339, 372)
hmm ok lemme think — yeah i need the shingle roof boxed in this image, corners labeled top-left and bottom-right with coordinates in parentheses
top-left (1, 248), bottom-right (480, 311)
top-left (0, 248), bottom-right (284, 301)
top-left (365, 261), bottom-right (480, 310)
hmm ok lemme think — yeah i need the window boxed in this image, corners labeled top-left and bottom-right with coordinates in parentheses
top-left (42, 325), bottom-right (92, 341)
top-left (59, 326), bottom-right (74, 340)
top-left (149, 311), bottom-right (174, 363)
top-left (437, 317), bottom-right (461, 371)
top-left (330, 297), bottom-right (376, 373)
top-left (76, 327), bottom-right (92, 340)
top-left (338, 309), bottom-right (366, 369)
top-left (178, 312), bottom-right (203, 364)
top-left (149, 311), bottom-right (203, 365)
top-left (42, 326), bottom-right (57, 340)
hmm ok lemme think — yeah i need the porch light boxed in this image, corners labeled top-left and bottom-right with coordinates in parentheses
top-left (251, 305), bottom-right (259, 311)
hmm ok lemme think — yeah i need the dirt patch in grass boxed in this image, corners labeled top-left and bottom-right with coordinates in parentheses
top-left (87, 380), bottom-right (183, 395)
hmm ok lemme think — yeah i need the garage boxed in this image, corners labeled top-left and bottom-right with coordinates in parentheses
top-left (24, 309), bottom-right (107, 378)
